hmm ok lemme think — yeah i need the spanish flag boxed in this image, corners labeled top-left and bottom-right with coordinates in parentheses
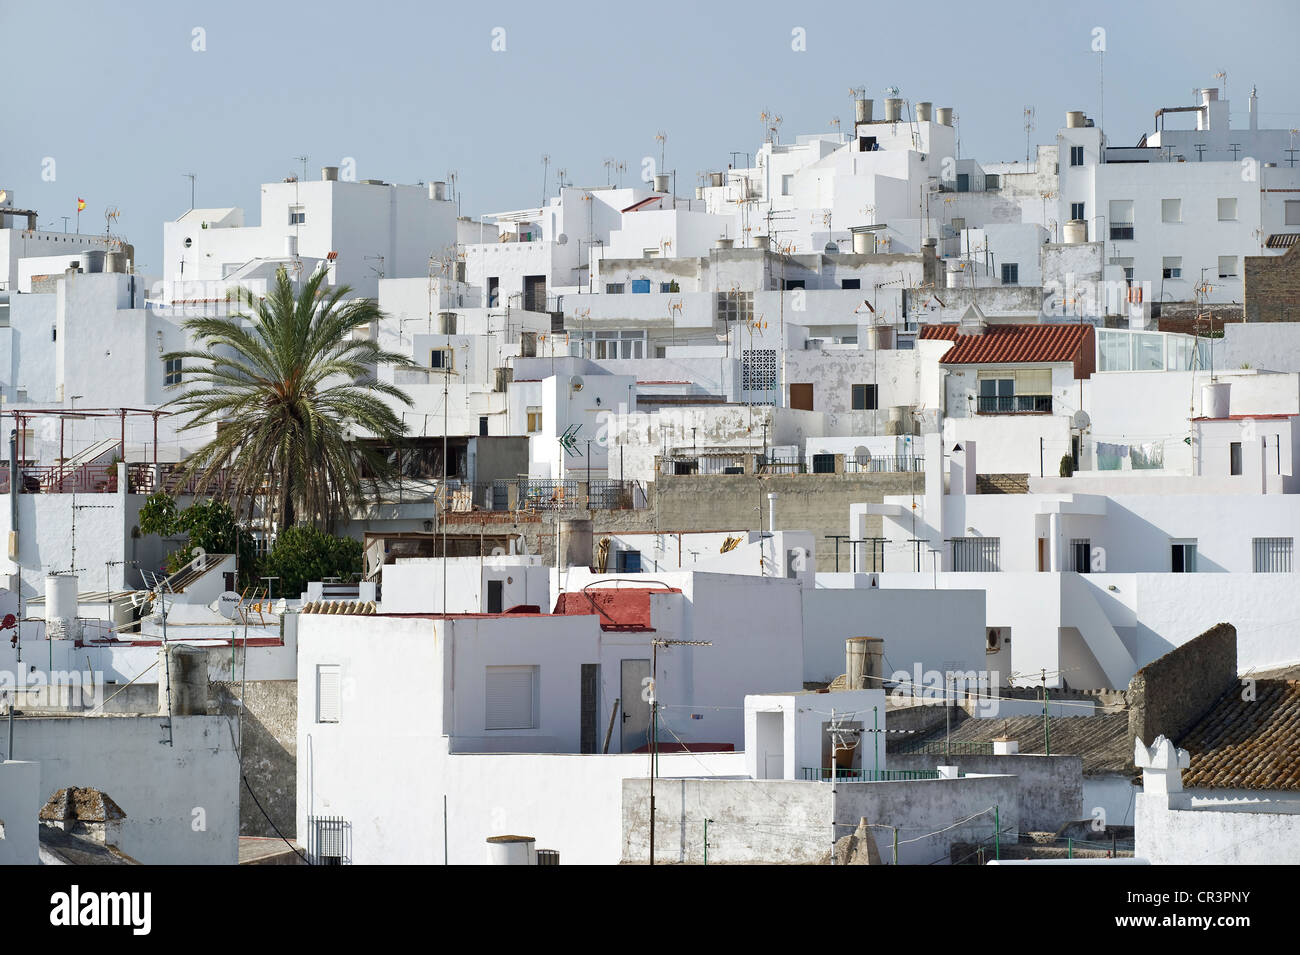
top-left (77, 198), bottom-right (86, 211)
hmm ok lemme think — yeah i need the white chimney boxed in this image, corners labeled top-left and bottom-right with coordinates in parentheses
top-left (767, 492), bottom-right (778, 532)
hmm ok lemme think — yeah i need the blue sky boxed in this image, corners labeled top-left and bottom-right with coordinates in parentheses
top-left (3, 0), bottom-right (1298, 271)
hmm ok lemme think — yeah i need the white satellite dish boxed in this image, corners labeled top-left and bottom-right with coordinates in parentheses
top-left (556, 233), bottom-right (569, 245)
top-left (1072, 410), bottom-right (1091, 430)
top-left (570, 375), bottom-right (585, 393)
top-left (216, 591), bottom-right (242, 620)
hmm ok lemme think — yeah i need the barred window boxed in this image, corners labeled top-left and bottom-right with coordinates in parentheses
top-left (1071, 538), bottom-right (1092, 573)
top-left (1253, 538), bottom-right (1292, 573)
top-left (952, 537), bottom-right (1000, 572)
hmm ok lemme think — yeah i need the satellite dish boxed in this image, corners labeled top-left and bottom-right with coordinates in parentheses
top-left (556, 233), bottom-right (569, 245)
top-left (570, 375), bottom-right (585, 393)
top-left (1072, 410), bottom-right (1091, 430)
top-left (854, 446), bottom-right (870, 460)
top-left (216, 591), bottom-right (242, 620)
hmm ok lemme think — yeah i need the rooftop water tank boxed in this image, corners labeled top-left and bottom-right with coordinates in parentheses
top-left (1202, 381), bottom-right (1231, 419)
top-left (1063, 219), bottom-right (1088, 244)
top-left (916, 102), bottom-right (933, 122)
top-left (936, 106), bottom-right (953, 126)
top-left (1066, 111), bottom-right (1085, 128)
top-left (884, 98), bottom-right (903, 122)
top-left (45, 574), bottom-right (80, 641)
top-left (486, 835), bottom-right (537, 865)
top-left (855, 98), bottom-right (873, 124)
top-left (653, 174), bottom-right (670, 193)
top-left (321, 166), bottom-right (339, 181)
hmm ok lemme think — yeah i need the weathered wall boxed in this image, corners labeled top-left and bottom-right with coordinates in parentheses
top-left (622, 775), bottom-right (1019, 865)
top-left (888, 754), bottom-right (1081, 832)
top-left (11, 713), bottom-right (238, 864)
top-left (1244, 245), bottom-right (1300, 324)
top-left (1127, 622), bottom-right (1236, 747)
top-left (212, 679), bottom-right (297, 839)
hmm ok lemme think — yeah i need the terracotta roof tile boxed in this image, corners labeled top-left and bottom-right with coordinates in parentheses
top-left (1178, 679), bottom-right (1300, 791)
top-left (889, 713), bottom-right (1132, 775)
top-left (920, 322), bottom-right (1094, 366)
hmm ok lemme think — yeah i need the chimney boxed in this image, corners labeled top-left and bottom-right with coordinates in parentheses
top-left (767, 492), bottom-right (778, 533)
top-left (38, 787), bottom-right (127, 847)
top-left (845, 637), bottom-right (884, 690)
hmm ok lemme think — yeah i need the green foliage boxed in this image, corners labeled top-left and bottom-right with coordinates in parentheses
top-left (137, 492), bottom-right (258, 586)
top-left (162, 266), bottom-right (415, 529)
top-left (1059, 454), bottom-right (1075, 478)
top-left (259, 524), bottom-right (363, 598)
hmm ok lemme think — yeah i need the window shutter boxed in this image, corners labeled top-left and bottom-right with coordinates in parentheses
top-left (1015, 368), bottom-right (1052, 395)
top-left (485, 666), bottom-right (537, 730)
top-left (317, 665), bottom-right (341, 723)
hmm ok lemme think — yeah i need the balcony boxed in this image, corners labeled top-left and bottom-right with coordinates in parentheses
top-left (977, 395), bottom-right (1052, 414)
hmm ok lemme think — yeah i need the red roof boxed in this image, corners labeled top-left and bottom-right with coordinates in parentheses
top-left (553, 587), bottom-right (681, 631)
top-left (920, 323), bottom-right (1094, 367)
top-left (621, 196), bottom-right (665, 213)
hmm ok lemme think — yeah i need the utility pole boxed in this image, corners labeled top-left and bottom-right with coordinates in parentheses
top-left (648, 638), bottom-right (711, 865)
top-left (825, 709), bottom-right (863, 863)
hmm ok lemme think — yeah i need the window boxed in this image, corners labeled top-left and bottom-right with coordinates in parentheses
top-left (51, 326), bottom-right (57, 342)
top-left (430, 348), bottom-right (453, 370)
top-left (1171, 541), bottom-right (1198, 573)
top-left (841, 278), bottom-right (861, 290)
top-left (851, 383), bottom-right (878, 410)
top-left (631, 279), bottom-right (651, 294)
top-left (716, 291), bottom-right (754, 324)
top-left (952, 537), bottom-right (1000, 572)
top-left (1109, 200), bottom-right (1134, 240)
top-left (1069, 145), bottom-right (1085, 166)
top-left (1070, 202), bottom-right (1086, 221)
top-left (1071, 539), bottom-right (1092, 573)
top-left (615, 549), bottom-right (642, 573)
top-left (1162, 198), bottom-right (1181, 223)
top-left (605, 283), bottom-right (625, 294)
top-left (984, 174), bottom-right (1000, 190)
top-left (486, 579), bottom-right (504, 613)
top-left (660, 281), bottom-right (679, 293)
top-left (1217, 197), bottom-right (1238, 221)
top-left (1162, 255), bottom-right (1182, 279)
top-left (526, 407), bottom-right (542, 433)
top-left (485, 665), bottom-right (539, 730)
top-left (289, 205), bottom-right (305, 226)
top-left (1286, 201), bottom-right (1300, 227)
top-left (781, 174), bottom-right (793, 196)
top-left (309, 816), bottom-right (350, 865)
top-left (164, 357), bottom-right (182, 386)
top-left (1001, 263), bottom-right (1019, 285)
top-left (1218, 255), bottom-right (1238, 278)
top-left (956, 173), bottom-right (970, 192)
top-left (1230, 441), bottom-right (1243, 475)
top-left (782, 279), bottom-right (805, 290)
top-left (1253, 538), bottom-right (1293, 573)
top-left (487, 276), bottom-right (499, 307)
top-left (479, 416), bottom-right (489, 437)
top-left (951, 217), bottom-right (966, 233)
top-left (977, 369), bottom-right (1051, 413)
top-left (316, 665), bottom-right (341, 723)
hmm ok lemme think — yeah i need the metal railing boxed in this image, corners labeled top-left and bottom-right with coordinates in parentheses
top-left (843, 454), bottom-right (924, 474)
top-left (0, 464), bottom-right (119, 494)
top-left (801, 767), bottom-right (942, 782)
top-left (976, 395), bottom-right (1052, 414)
top-left (1109, 225), bottom-right (1135, 241)
top-left (892, 740), bottom-right (996, 756)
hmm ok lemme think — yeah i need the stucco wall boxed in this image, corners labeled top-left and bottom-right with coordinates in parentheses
top-left (1135, 793), bottom-right (1300, 864)
top-left (888, 753), bottom-right (1081, 832)
top-left (213, 679), bottom-right (297, 839)
top-left (12, 714), bottom-right (238, 864)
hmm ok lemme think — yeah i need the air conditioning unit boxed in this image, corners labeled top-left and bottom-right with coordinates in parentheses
top-left (986, 628), bottom-right (1004, 653)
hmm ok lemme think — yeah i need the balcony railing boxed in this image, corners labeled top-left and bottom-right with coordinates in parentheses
top-left (801, 767), bottom-right (942, 782)
top-left (1109, 225), bottom-right (1134, 241)
top-left (976, 395), bottom-right (1052, 414)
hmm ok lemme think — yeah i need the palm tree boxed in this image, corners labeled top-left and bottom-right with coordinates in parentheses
top-left (163, 266), bottom-right (415, 530)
